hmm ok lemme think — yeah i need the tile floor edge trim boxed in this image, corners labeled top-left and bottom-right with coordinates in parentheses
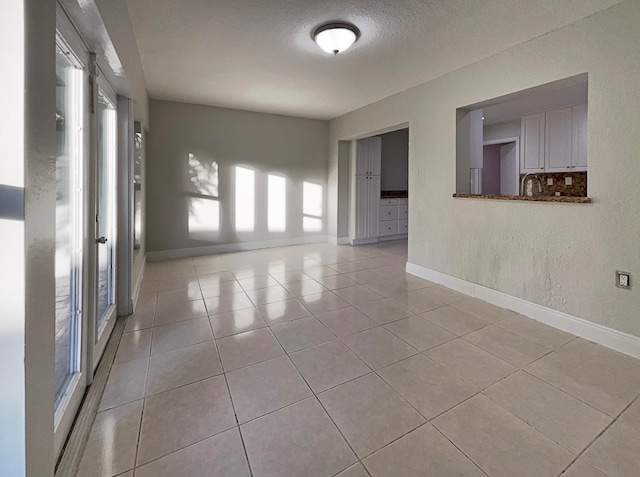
top-left (406, 262), bottom-right (640, 360)
top-left (147, 235), bottom-right (332, 261)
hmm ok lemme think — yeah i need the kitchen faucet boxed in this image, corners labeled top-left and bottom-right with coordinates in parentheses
top-left (520, 172), bottom-right (543, 196)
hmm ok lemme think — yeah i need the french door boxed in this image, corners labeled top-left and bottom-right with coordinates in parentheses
top-left (92, 80), bottom-right (118, 368)
top-left (54, 6), bottom-right (121, 457)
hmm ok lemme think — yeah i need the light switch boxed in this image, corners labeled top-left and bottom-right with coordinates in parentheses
top-left (565, 177), bottom-right (573, 185)
top-left (547, 178), bottom-right (553, 185)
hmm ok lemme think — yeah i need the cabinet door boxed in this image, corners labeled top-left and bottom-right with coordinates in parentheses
top-left (356, 139), bottom-right (369, 176)
top-left (521, 113), bottom-right (545, 172)
top-left (354, 175), bottom-right (369, 239)
top-left (545, 107), bottom-right (573, 172)
top-left (368, 175), bottom-right (381, 237)
top-left (368, 136), bottom-right (382, 176)
top-left (572, 104), bottom-right (588, 170)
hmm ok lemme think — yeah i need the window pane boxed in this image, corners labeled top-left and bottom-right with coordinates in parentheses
top-left (55, 43), bottom-right (84, 406)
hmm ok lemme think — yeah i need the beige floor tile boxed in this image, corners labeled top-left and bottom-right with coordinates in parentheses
top-left (315, 306), bottom-right (378, 337)
top-left (199, 279), bottom-right (243, 299)
top-left (583, 421), bottom-right (640, 477)
top-left (343, 327), bottom-right (418, 370)
top-left (355, 298), bottom-right (413, 325)
top-left (204, 291), bottom-right (254, 315)
top-left (99, 357), bottom-right (148, 411)
top-left (241, 397), bottom-right (356, 477)
top-left (433, 394), bottom-right (574, 477)
top-left (216, 327), bottom-right (284, 371)
top-left (227, 355), bottom-right (312, 423)
top-left (76, 400), bottom-right (142, 477)
top-left (290, 340), bottom-right (371, 393)
top-left (209, 307), bottom-right (267, 338)
top-left (115, 329), bottom-right (152, 363)
top-left (620, 398), bottom-right (640, 431)
top-left (135, 428), bottom-right (250, 477)
top-left (256, 298), bottom-right (310, 324)
top-left (425, 338), bottom-right (517, 389)
top-left (282, 278), bottom-right (328, 297)
top-left (154, 299), bottom-right (208, 326)
top-left (237, 274), bottom-right (279, 291)
top-left (157, 276), bottom-right (201, 293)
top-left (496, 314), bottom-right (576, 348)
top-left (124, 310), bottom-right (155, 332)
top-left (363, 423), bottom-right (484, 477)
top-left (156, 285), bottom-right (202, 307)
top-left (378, 354), bottom-right (478, 419)
top-left (318, 373), bottom-right (425, 458)
top-left (245, 284), bottom-right (294, 306)
top-left (484, 371), bottom-right (611, 453)
top-left (525, 339), bottom-right (640, 416)
top-left (151, 317), bottom-right (213, 355)
top-left (134, 293), bottom-right (157, 313)
top-left (145, 341), bottom-right (222, 395)
top-left (385, 315), bottom-right (456, 350)
top-left (422, 305), bottom-right (489, 336)
top-left (452, 297), bottom-right (516, 322)
top-left (298, 291), bottom-right (350, 314)
top-left (333, 285), bottom-right (384, 305)
top-left (271, 315), bottom-right (335, 353)
top-left (314, 274), bottom-right (358, 290)
top-left (563, 459), bottom-right (609, 477)
top-left (389, 289), bottom-right (445, 314)
top-left (335, 463), bottom-right (370, 477)
top-left (464, 325), bottom-right (551, 367)
top-left (137, 376), bottom-right (236, 466)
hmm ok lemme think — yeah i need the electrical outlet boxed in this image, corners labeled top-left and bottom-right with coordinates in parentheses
top-left (547, 178), bottom-right (553, 185)
top-left (565, 177), bottom-right (573, 186)
top-left (616, 271), bottom-right (631, 289)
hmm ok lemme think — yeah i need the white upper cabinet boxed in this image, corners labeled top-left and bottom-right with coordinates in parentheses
top-left (572, 104), bottom-right (588, 170)
top-left (521, 113), bottom-right (545, 172)
top-left (520, 104), bottom-right (587, 173)
top-left (356, 137), bottom-right (382, 176)
top-left (545, 107), bottom-right (573, 172)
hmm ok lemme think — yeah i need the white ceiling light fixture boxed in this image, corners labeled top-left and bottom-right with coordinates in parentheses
top-left (313, 22), bottom-right (360, 55)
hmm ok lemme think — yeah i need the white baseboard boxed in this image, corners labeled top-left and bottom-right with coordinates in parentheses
top-left (147, 235), bottom-right (331, 261)
top-left (406, 262), bottom-right (640, 360)
top-left (328, 236), bottom-right (350, 245)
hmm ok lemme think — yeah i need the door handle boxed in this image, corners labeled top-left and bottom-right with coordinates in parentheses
top-left (96, 236), bottom-right (107, 244)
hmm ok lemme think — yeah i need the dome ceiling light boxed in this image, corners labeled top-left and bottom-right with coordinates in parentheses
top-left (313, 22), bottom-right (360, 55)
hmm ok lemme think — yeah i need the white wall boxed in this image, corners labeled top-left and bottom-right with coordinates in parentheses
top-left (328, 0), bottom-right (640, 338)
top-left (484, 119), bottom-right (521, 142)
top-left (380, 129), bottom-right (409, 191)
top-left (146, 100), bottom-right (328, 254)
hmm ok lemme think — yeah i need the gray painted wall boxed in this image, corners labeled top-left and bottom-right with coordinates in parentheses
top-left (146, 100), bottom-right (328, 253)
top-left (328, 0), bottom-right (640, 338)
top-left (380, 129), bottom-right (409, 190)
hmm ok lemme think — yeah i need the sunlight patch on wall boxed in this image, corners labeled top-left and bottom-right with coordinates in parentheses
top-left (303, 182), bottom-right (323, 232)
top-left (268, 174), bottom-right (286, 232)
top-left (235, 166), bottom-right (255, 232)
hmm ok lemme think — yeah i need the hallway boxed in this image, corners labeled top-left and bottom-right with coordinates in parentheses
top-left (77, 241), bottom-right (640, 477)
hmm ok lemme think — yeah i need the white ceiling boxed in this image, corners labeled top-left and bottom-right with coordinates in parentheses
top-left (125, 0), bottom-right (622, 120)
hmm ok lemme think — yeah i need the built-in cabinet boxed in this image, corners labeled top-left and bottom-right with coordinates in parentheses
top-left (521, 104), bottom-right (587, 173)
top-left (354, 137), bottom-right (382, 240)
top-left (379, 198), bottom-right (408, 237)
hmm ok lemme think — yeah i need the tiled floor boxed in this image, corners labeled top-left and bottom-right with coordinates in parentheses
top-left (77, 240), bottom-right (640, 477)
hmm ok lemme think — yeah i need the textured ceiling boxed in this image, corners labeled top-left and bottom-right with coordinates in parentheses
top-left (125, 0), bottom-right (623, 120)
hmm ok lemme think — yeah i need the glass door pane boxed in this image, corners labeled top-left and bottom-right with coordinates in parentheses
top-left (96, 90), bottom-right (117, 331)
top-left (55, 42), bottom-right (84, 407)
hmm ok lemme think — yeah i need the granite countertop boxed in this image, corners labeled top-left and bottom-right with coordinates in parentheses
top-left (381, 190), bottom-right (408, 198)
top-left (453, 193), bottom-right (591, 203)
